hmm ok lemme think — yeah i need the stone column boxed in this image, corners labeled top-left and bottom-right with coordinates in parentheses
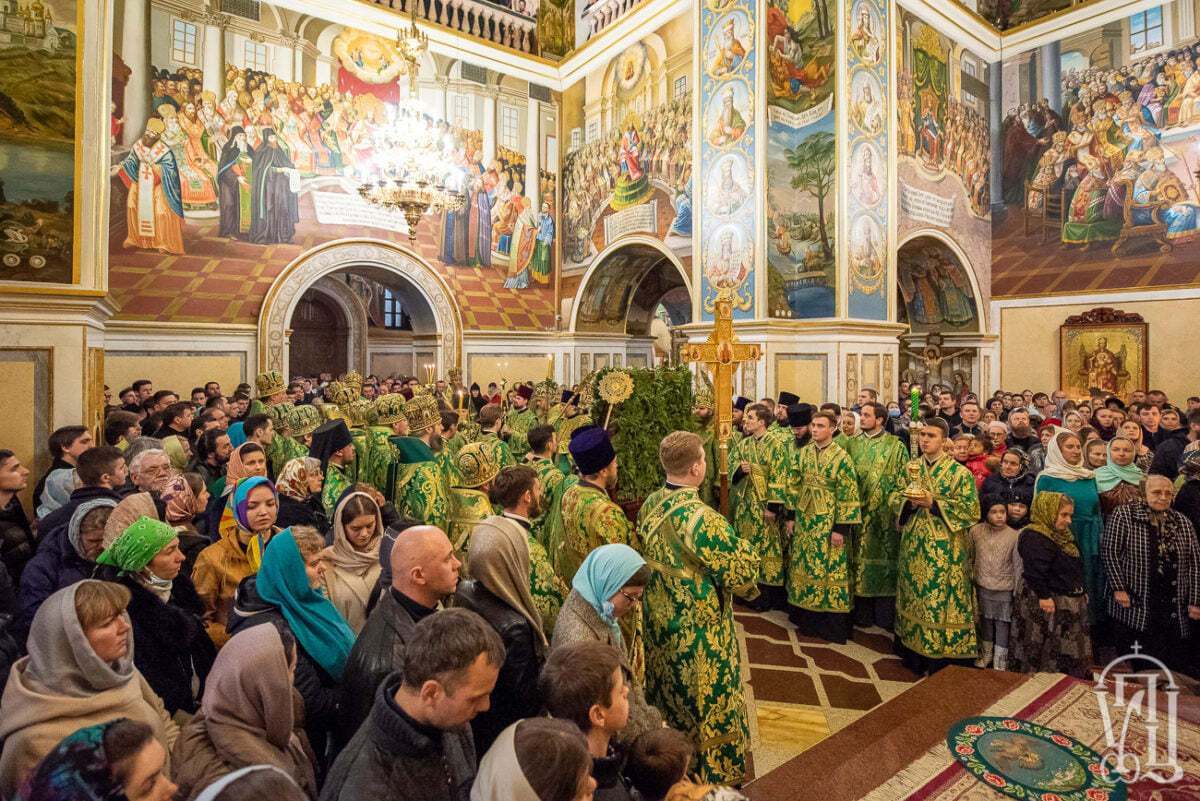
top-left (437, 77), bottom-right (450, 121)
top-left (1038, 41), bottom-right (1061, 112)
top-left (1180, 0), bottom-right (1196, 41)
top-left (293, 41), bottom-right (306, 84)
top-left (120, 0), bottom-right (151, 146)
top-left (989, 60), bottom-right (1004, 210)
top-left (482, 90), bottom-right (497, 166)
top-left (525, 96), bottom-right (540, 208)
top-left (201, 12), bottom-right (228, 98)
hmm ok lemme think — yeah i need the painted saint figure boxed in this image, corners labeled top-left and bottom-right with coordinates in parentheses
top-left (113, 118), bottom-right (186, 254)
top-left (217, 126), bottom-right (254, 238)
top-left (249, 127), bottom-right (301, 245)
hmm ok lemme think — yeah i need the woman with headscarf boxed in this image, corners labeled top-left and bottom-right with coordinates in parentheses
top-left (192, 476), bottom-right (279, 648)
top-left (16, 499), bottom-right (116, 643)
top-left (1094, 436), bottom-right (1145, 516)
top-left (226, 422), bottom-right (246, 450)
top-left (204, 443), bottom-right (269, 535)
top-left (985, 421), bottom-right (1008, 458)
top-left (1010, 492), bottom-right (1091, 678)
top-left (191, 764), bottom-right (308, 801)
top-left (162, 436), bottom-right (191, 472)
top-left (550, 543), bottom-right (663, 744)
top-left (96, 516), bottom-right (216, 717)
top-left (161, 473), bottom-right (210, 572)
top-left (274, 457), bottom-right (327, 534)
top-left (15, 719), bottom-right (177, 801)
top-left (1033, 428), bottom-right (1104, 630)
top-left (472, 718), bottom-right (594, 801)
top-left (226, 527), bottom-right (352, 770)
top-left (0, 581), bottom-right (178, 797)
top-left (170, 624), bottom-right (317, 801)
top-left (325, 492), bottom-right (383, 632)
top-left (979, 447), bottom-right (1034, 503)
top-left (454, 517), bottom-right (549, 754)
top-left (1118, 419), bottom-right (1154, 471)
top-left (36, 469), bottom-right (76, 521)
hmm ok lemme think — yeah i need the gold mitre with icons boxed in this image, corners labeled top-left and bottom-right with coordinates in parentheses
top-left (256, 370), bottom-right (287, 398)
top-left (339, 370), bottom-right (364, 395)
top-left (345, 398), bottom-right (374, 428)
top-left (373, 394), bottom-right (408, 426)
top-left (287, 404), bottom-right (323, 438)
top-left (455, 441), bottom-right (500, 488)
top-left (403, 392), bottom-right (442, 434)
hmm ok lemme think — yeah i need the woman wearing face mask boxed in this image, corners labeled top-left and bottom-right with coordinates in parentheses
top-left (193, 476), bottom-right (280, 648)
top-left (273, 458), bottom-right (327, 535)
top-left (1118, 419), bottom-right (1154, 472)
top-left (227, 527), bottom-right (354, 770)
top-left (16, 499), bottom-right (117, 644)
top-left (0, 581), bottom-right (179, 797)
top-left (1010, 492), bottom-right (1091, 678)
top-left (1094, 437), bottom-right (1145, 516)
top-left (16, 719), bottom-right (177, 801)
top-left (170, 624), bottom-right (317, 801)
top-left (1034, 429), bottom-right (1104, 633)
top-left (551, 543), bottom-right (663, 745)
top-left (324, 492), bottom-right (384, 632)
top-left (96, 515), bottom-right (217, 717)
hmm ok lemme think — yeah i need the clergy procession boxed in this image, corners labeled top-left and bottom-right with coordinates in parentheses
top-left (1, 363), bottom-right (1199, 801)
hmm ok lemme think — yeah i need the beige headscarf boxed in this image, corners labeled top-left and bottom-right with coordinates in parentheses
top-left (1040, 427), bottom-right (1095, 482)
top-left (469, 722), bottom-right (539, 801)
top-left (468, 515), bottom-right (547, 654)
top-left (102, 492), bottom-right (160, 550)
top-left (326, 491), bottom-right (384, 632)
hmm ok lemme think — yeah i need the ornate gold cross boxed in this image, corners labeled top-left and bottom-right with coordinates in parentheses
top-left (683, 288), bottom-right (761, 516)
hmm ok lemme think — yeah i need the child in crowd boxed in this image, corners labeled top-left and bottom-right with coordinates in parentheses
top-left (964, 435), bottom-right (994, 487)
top-left (1005, 493), bottom-right (1030, 528)
top-left (625, 728), bottom-right (694, 801)
top-left (969, 495), bottom-right (1021, 670)
top-left (951, 435), bottom-right (973, 467)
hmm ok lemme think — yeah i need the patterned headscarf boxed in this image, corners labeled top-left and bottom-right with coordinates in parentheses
top-left (161, 473), bottom-right (203, 524)
top-left (1026, 491), bottom-right (1079, 557)
top-left (97, 516), bottom-right (177, 574)
top-left (275, 457), bottom-right (322, 502)
top-left (222, 443), bottom-right (266, 496)
top-left (219, 475), bottom-right (277, 571)
top-left (14, 720), bottom-right (129, 801)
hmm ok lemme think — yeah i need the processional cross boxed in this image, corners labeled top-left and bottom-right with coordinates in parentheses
top-left (683, 288), bottom-right (761, 516)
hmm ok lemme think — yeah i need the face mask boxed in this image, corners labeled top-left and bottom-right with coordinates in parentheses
top-left (888, 409), bottom-right (901, 418)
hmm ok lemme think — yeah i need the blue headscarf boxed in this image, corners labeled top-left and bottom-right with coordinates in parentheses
top-left (16, 719), bottom-right (128, 801)
top-left (571, 543), bottom-right (646, 643)
top-left (256, 528), bottom-right (355, 678)
top-left (227, 421), bottom-right (247, 448)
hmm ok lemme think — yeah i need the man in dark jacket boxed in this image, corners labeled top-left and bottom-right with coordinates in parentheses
top-left (337, 525), bottom-right (462, 746)
top-left (321, 608), bottom-right (504, 801)
top-left (1149, 409), bottom-right (1200, 480)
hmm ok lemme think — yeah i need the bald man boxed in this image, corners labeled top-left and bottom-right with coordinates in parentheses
top-left (336, 525), bottom-right (463, 747)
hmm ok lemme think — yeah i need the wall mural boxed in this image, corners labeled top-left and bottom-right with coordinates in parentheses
top-left (993, 1), bottom-right (1200, 296)
top-left (897, 237), bottom-right (978, 334)
top-left (965, 0), bottom-right (1073, 30)
top-left (0, 0), bottom-right (78, 284)
top-left (765, 0), bottom-right (836, 319)
top-left (845, 0), bottom-right (888, 320)
top-left (560, 20), bottom-right (692, 283)
top-left (108, 5), bottom-right (558, 331)
top-left (699, 0), bottom-right (756, 320)
top-left (896, 10), bottom-right (991, 303)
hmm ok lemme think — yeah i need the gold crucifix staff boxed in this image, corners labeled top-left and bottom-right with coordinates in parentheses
top-left (683, 287), bottom-right (761, 517)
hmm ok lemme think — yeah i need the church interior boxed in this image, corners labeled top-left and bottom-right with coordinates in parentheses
top-left (2, 0), bottom-right (1200, 796)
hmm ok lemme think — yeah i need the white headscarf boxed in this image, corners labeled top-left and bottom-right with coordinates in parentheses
top-left (1039, 426), bottom-right (1094, 482)
top-left (193, 765), bottom-right (298, 801)
top-left (470, 723), bottom-right (540, 801)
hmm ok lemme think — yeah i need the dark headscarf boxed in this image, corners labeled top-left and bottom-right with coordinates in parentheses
top-left (217, 125), bottom-right (253, 176)
top-left (16, 720), bottom-right (129, 801)
top-left (308, 419), bottom-right (352, 471)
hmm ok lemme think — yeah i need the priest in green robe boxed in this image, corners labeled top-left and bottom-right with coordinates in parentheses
top-left (524, 423), bottom-right (567, 549)
top-left (448, 440), bottom-right (501, 560)
top-left (638, 430), bottom-right (760, 785)
top-left (729, 403), bottom-right (786, 599)
top-left (478, 404), bottom-right (517, 468)
top-left (785, 410), bottom-right (862, 643)
top-left (550, 390), bottom-right (591, 474)
top-left (691, 388), bottom-right (719, 508)
top-left (850, 401), bottom-right (909, 630)
top-left (361, 394), bottom-right (407, 492)
top-left (889, 417), bottom-right (979, 674)
top-left (389, 393), bottom-right (450, 531)
top-left (309, 418), bottom-right (355, 515)
top-left (504, 384), bottom-right (537, 460)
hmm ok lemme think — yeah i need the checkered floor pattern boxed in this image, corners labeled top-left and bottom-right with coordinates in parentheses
top-left (108, 191), bottom-right (558, 330)
top-left (990, 205), bottom-right (1200, 297)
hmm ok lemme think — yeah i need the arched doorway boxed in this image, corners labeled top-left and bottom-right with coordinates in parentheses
top-left (290, 290), bottom-right (350, 377)
top-left (258, 240), bottom-right (463, 379)
top-left (897, 234), bottom-right (985, 394)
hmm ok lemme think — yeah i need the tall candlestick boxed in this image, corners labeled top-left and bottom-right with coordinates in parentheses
top-left (546, 353), bottom-right (554, 379)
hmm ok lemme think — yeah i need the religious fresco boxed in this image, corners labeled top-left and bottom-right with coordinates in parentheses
top-left (992, 1), bottom-right (1200, 297)
top-left (575, 248), bottom-right (681, 335)
top-left (700, 0), bottom-right (756, 321)
top-left (896, 9), bottom-right (991, 304)
top-left (963, 0), bottom-right (1073, 30)
top-left (559, 16), bottom-right (692, 281)
top-left (896, 238), bottom-right (978, 334)
top-left (844, 0), bottom-right (888, 320)
top-left (0, 0), bottom-right (78, 285)
top-left (765, 0), bottom-right (837, 319)
top-left (107, 4), bottom-right (559, 331)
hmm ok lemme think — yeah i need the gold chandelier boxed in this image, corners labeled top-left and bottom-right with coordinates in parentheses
top-left (357, 6), bottom-right (467, 243)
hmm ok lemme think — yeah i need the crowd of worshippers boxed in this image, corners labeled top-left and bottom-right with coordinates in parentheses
top-left (0, 370), bottom-right (1198, 801)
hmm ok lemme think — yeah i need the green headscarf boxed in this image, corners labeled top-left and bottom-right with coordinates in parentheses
top-left (1093, 436), bottom-right (1144, 493)
top-left (1026, 492), bottom-right (1079, 557)
top-left (96, 516), bottom-right (177, 572)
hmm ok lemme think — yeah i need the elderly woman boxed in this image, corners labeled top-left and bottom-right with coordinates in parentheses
top-left (985, 421), bottom-right (1008, 457)
top-left (97, 513), bottom-right (216, 716)
top-left (273, 457), bottom-right (327, 534)
top-left (551, 543), bottom-right (663, 744)
top-left (1034, 429), bottom-right (1104, 627)
top-left (16, 719), bottom-right (177, 801)
top-left (170, 624), bottom-right (317, 801)
top-left (326, 491), bottom-right (384, 632)
top-left (0, 581), bottom-right (178, 796)
top-left (1010, 492), bottom-right (1091, 678)
top-left (192, 476), bottom-right (279, 647)
top-left (1094, 437), bottom-right (1145, 516)
top-left (1102, 475), bottom-right (1200, 678)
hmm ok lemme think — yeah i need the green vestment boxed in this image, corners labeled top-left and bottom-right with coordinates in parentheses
top-left (637, 485), bottom-right (760, 785)
top-left (786, 441), bottom-right (862, 612)
top-left (504, 407), bottom-right (537, 459)
top-left (729, 431), bottom-right (786, 585)
top-left (849, 431), bottom-right (909, 597)
top-left (389, 436), bottom-right (450, 531)
top-left (527, 456), bottom-right (567, 550)
top-left (321, 463), bottom-right (351, 516)
top-left (447, 487), bottom-right (495, 559)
